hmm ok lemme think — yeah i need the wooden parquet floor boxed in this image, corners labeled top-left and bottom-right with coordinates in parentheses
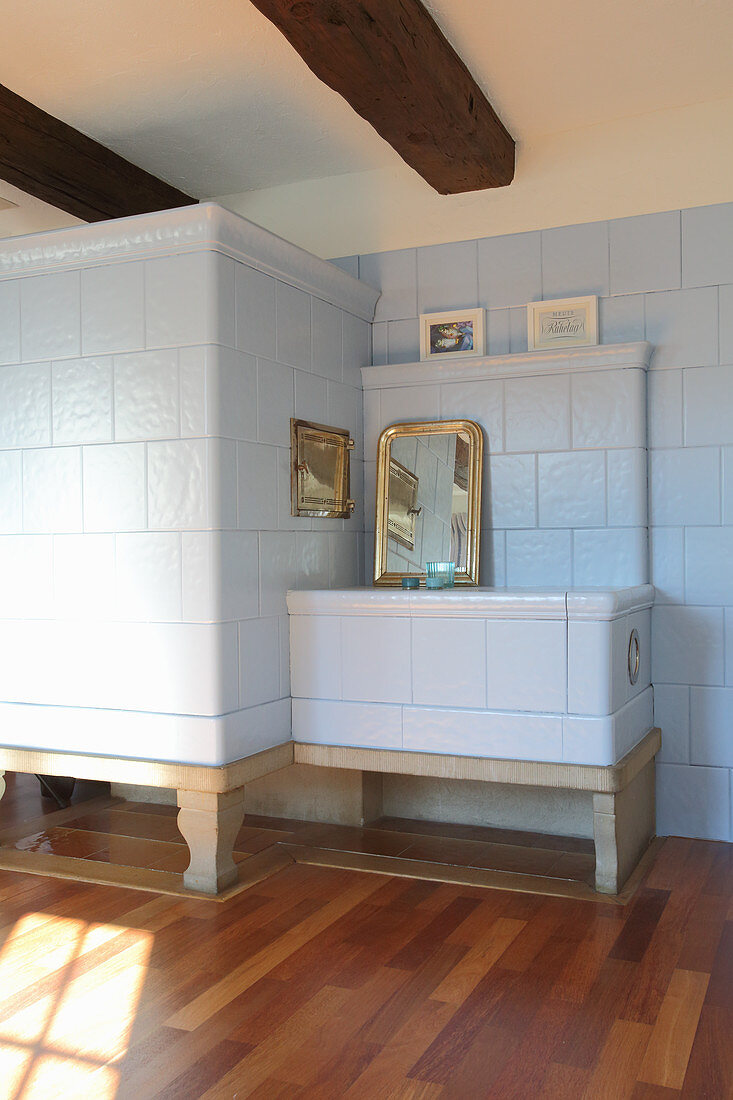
top-left (0, 774), bottom-right (731, 1098)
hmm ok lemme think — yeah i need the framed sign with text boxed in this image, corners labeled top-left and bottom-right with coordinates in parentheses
top-left (527, 295), bottom-right (598, 351)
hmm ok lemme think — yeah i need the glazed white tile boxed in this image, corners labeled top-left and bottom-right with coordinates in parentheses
top-left (145, 252), bottom-right (233, 349)
top-left (279, 615), bottom-right (291, 698)
top-left (83, 443), bottom-right (146, 532)
top-left (290, 614), bottom-right (342, 699)
top-left (235, 263), bottom-right (277, 359)
top-left (607, 450), bottom-right (648, 527)
top-left (504, 375), bottom-right (571, 453)
top-left (276, 282), bottom-right (312, 371)
top-left (538, 451), bottom-right (606, 528)
top-left (239, 616), bottom-right (281, 707)
top-left (181, 530), bottom-right (259, 622)
top-left (238, 441), bottom-right (278, 531)
top-left (311, 297), bottom-right (343, 381)
top-left (486, 454), bottom-right (536, 529)
top-left (342, 313), bottom-right (370, 387)
top-left (653, 605), bottom-right (724, 686)
top-left (402, 707), bottom-right (563, 761)
top-left (208, 347), bottom-right (258, 442)
top-left (504, 530), bottom-right (572, 587)
top-left (327, 380), bottom-right (362, 455)
top-left (23, 447), bottom-right (82, 533)
top-left (648, 369), bottom-right (683, 448)
top-left (275, 445), bottom-right (311, 533)
top-left (650, 448), bottom-right (721, 526)
top-left (259, 530), bottom-right (297, 617)
top-left (208, 437), bottom-right (237, 530)
top-left (485, 619), bottom-right (566, 712)
top-left (179, 347), bottom-right (206, 438)
top-left (20, 270), bottom-right (80, 362)
top-left (654, 684), bottom-right (690, 763)
top-left (572, 528), bottom-right (648, 587)
top-left (562, 688), bottom-right (654, 766)
top-left (440, 379), bottom-right (503, 453)
top-left (115, 532), bottom-right (182, 621)
top-left (0, 450), bottom-right (21, 533)
top-left (649, 527), bottom-right (685, 604)
top-left (0, 362), bottom-right (51, 448)
top-left (379, 384), bottom-right (441, 428)
top-left (296, 531), bottom-right (331, 590)
top-left (685, 527), bottom-right (733, 605)
top-left (341, 615), bottom-right (411, 704)
top-left (293, 698), bottom-right (402, 749)
top-left (629, 608), bottom-right (652, 704)
top-left (114, 350), bottom-right (179, 441)
top-left (257, 358), bottom-right (294, 446)
top-left (147, 438), bottom-right (208, 530)
top-left (645, 287), bottom-right (718, 370)
top-left (690, 688), bottom-right (733, 767)
top-left (0, 280), bottom-right (20, 365)
top-left (329, 531), bottom-right (360, 589)
top-left (294, 369), bottom-right (327, 424)
top-left (81, 261), bottom-right (144, 356)
top-left (372, 321), bottom-right (388, 366)
top-left (571, 369), bottom-right (646, 449)
top-left (727, 609), bottom-right (733, 687)
top-left (52, 357), bottom-right (113, 444)
top-left (53, 533), bottom-right (115, 620)
top-left (656, 762), bottom-right (731, 842)
top-left (485, 529), bottom-right (506, 586)
top-left (412, 617), bottom-right (486, 708)
top-left (0, 536), bottom-right (53, 618)
top-left (684, 365), bottom-right (733, 447)
top-left (598, 295), bottom-right (645, 345)
top-left (724, 447), bottom-right (733, 524)
top-left (363, 390), bottom-right (381, 459)
top-left (568, 620), bottom-right (620, 716)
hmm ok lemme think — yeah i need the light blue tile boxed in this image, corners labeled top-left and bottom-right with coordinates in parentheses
top-left (481, 529), bottom-right (506, 586)
top-left (645, 287), bottom-right (718, 369)
top-left (598, 294), bottom-right (645, 345)
top-left (343, 313), bottom-right (370, 387)
top-left (682, 202), bottom-right (733, 288)
top-left (276, 283), bottom-right (311, 371)
top-left (720, 285), bottom-right (733, 365)
top-left (329, 255), bottom-right (359, 278)
top-left (311, 298), bottom-right (342, 382)
top-left (538, 451), bottom-right (605, 528)
top-left (654, 685), bottom-right (690, 764)
top-left (728, 609), bottom-right (733, 686)
top-left (607, 450), bottom-right (647, 526)
top-left (724, 447), bottom-right (733, 524)
top-left (486, 454), bottom-right (535, 529)
top-left (652, 605), bottom-right (724, 686)
top-left (649, 527), bottom-right (685, 604)
top-left (487, 309), bottom-right (511, 356)
top-left (684, 364), bottom-right (733, 446)
top-left (0, 281), bottom-right (20, 365)
top-left (541, 221), bottom-right (609, 298)
top-left (387, 318), bottom-right (420, 364)
top-left (656, 762), bottom-right (730, 842)
top-left (685, 528), bottom-right (733, 605)
top-left (648, 370), bottom-right (683, 448)
top-left (509, 307), bottom-right (528, 353)
top-left (372, 322), bottom-right (388, 366)
top-left (690, 688), bottom-right (733, 767)
top-left (505, 375), bottom-right (570, 453)
top-left (506, 529), bottom-right (572, 586)
top-left (609, 211), bottom-right (681, 295)
top-left (416, 240), bottom-right (478, 314)
top-left (359, 249), bottom-right (417, 322)
top-left (650, 448), bottom-right (720, 526)
top-left (235, 264), bottom-right (276, 359)
top-left (478, 231), bottom-right (542, 309)
top-left (572, 528), bottom-right (648, 587)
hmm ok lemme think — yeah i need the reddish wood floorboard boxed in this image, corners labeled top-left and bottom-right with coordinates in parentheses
top-left (0, 772), bottom-right (731, 1097)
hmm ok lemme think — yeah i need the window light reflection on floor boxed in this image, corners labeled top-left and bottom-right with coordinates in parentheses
top-left (0, 912), bottom-right (153, 1099)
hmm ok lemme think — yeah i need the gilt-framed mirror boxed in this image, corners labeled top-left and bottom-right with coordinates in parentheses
top-left (373, 419), bottom-right (483, 586)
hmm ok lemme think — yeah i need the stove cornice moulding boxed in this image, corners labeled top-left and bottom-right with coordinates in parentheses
top-left (0, 202), bottom-right (379, 322)
top-left (362, 342), bottom-right (652, 389)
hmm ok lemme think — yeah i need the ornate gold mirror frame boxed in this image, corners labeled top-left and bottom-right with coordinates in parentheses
top-left (373, 419), bottom-right (483, 586)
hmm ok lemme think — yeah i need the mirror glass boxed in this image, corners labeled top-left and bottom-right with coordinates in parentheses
top-left (373, 420), bottom-right (482, 586)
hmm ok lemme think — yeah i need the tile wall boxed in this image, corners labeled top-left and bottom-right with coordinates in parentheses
top-left (0, 236), bottom-right (369, 765)
top-left (335, 202), bottom-right (733, 841)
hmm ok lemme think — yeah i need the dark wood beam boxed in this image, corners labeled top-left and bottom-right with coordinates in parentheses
top-left (249, 0), bottom-right (515, 194)
top-left (0, 83), bottom-right (195, 222)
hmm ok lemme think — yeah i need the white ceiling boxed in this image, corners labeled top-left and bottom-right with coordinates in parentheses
top-left (0, 0), bottom-right (732, 200)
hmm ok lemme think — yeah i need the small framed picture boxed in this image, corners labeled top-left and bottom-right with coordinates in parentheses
top-left (527, 296), bottom-right (598, 351)
top-left (419, 308), bottom-right (484, 361)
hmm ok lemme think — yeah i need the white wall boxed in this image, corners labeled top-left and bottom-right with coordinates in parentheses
top-left (347, 203), bottom-right (733, 843)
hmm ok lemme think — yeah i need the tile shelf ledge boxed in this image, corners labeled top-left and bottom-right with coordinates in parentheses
top-left (286, 584), bottom-right (655, 621)
top-left (362, 341), bottom-right (652, 389)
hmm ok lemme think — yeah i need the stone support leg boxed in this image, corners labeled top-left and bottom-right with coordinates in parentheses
top-left (593, 759), bottom-right (656, 894)
top-left (176, 787), bottom-right (246, 895)
top-left (0, 770), bottom-right (5, 805)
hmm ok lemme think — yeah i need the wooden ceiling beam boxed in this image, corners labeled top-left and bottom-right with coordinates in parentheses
top-left (249, 0), bottom-right (515, 194)
top-left (0, 82), bottom-right (195, 222)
